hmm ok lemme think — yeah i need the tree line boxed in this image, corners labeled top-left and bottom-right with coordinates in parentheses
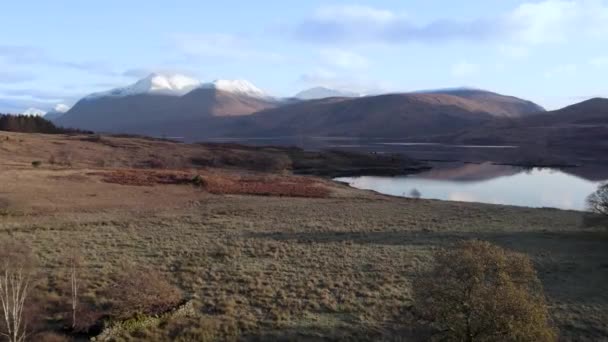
top-left (0, 114), bottom-right (90, 134)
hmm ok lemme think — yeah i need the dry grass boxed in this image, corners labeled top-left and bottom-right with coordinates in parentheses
top-left (0, 131), bottom-right (606, 341)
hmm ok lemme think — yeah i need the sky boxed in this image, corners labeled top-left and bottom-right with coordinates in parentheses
top-left (1, 0), bottom-right (607, 113)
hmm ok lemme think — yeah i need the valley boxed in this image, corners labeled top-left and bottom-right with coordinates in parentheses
top-left (0, 131), bottom-right (606, 341)
top-left (3, 2), bottom-right (608, 341)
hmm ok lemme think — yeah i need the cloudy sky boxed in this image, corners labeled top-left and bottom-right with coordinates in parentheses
top-left (1, 0), bottom-right (607, 112)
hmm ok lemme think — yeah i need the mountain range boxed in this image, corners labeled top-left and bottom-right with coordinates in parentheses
top-left (53, 73), bottom-right (551, 141)
top-left (447, 98), bottom-right (608, 151)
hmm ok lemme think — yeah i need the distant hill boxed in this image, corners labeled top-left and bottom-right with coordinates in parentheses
top-left (446, 98), bottom-right (608, 156)
top-left (218, 90), bottom-right (546, 139)
top-left (223, 93), bottom-right (495, 139)
top-left (295, 87), bottom-right (360, 100)
top-left (416, 88), bottom-right (545, 118)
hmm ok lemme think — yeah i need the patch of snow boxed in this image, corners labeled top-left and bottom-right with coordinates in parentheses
top-left (85, 73), bottom-right (201, 99)
top-left (54, 103), bottom-right (70, 113)
top-left (22, 108), bottom-right (46, 116)
top-left (200, 79), bottom-right (268, 98)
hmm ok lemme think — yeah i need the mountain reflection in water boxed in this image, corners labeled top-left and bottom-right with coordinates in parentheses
top-left (336, 163), bottom-right (607, 211)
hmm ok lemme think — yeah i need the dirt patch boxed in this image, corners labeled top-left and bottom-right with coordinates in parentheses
top-left (91, 169), bottom-right (331, 198)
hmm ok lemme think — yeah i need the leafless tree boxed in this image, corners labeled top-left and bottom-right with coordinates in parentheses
top-left (67, 253), bottom-right (81, 330)
top-left (587, 183), bottom-right (608, 216)
top-left (0, 243), bottom-right (34, 342)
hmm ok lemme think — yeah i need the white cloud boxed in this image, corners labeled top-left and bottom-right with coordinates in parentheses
top-left (506, 0), bottom-right (579, 45)
top-left (0, 88), bottom-right (73, 102)
top-left (315, 5), bottom-right (398, 24)
top-left (544, 64), bottom-right (578, 78)
top-left (319, 48), bottom-right (369, 69)
top-left (504, 0), bottom-right (608, 48)
top-left (0, 71), bottom-right (36, 84)
top-left (173, 33), bottom-right (284, 62)
top-left (0, 45), bottom-right (117, 75)
top-left (451, 62), bottom-right (480, 77)
top-left (294, 1), bottom-right (608, 50)
top-left (590, 56), bottom-right (608, 67)
top-left (295, 5), bottom-right (495, 44)
top-left (298, 68), bottom-right (390, 95)
top-left (498, 44), bottom-right (530, 59)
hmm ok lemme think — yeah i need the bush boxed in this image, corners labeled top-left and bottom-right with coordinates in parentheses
top-left (191, 174), bottom-right (206, 187)
top-left (31, 160), bottom-right (42, 168)
top-left (413, 240), bottom-right (557, 342)
top-left (104, 266), bottom-right (182, 320)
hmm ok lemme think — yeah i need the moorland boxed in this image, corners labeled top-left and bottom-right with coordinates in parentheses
top-left (0, 131), bottom-right (606, 341)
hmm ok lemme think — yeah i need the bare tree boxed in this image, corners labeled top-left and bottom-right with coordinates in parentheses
top-left (587, 183), bottom-right (608, 216)
top-left (0, 243), bottom-right (34, 342)
top-left (67, 253), bottom-right (81, 330)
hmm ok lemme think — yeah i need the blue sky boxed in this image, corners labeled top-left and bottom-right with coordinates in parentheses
top-left (1, 0), bottom-right (607, 112)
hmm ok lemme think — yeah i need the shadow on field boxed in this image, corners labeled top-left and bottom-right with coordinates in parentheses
top-left (244, 323), bottom-right (429, 342)
top-left (0, 197), bottom-right (10, 215)
top-left (247, 230), bottom-right (608, 304)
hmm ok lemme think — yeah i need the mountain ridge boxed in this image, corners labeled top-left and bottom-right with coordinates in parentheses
top-left (295, 87), bottom-right (360, 100)
top-left (54, 74), bottom-right (549, 141)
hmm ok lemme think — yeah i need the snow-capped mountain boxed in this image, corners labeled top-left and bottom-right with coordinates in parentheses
top-left (22, 108), bottom-right (46, 116)
top-left (44, 104), bottom-right (71, 121)
top-left (85, 73), bottom-right (201, 99)
top-left (57, 74), bottom-right (278, 133)
top-left (200, 80), bottom-right (268, 98)
top-left (82, 74), bottom-right (270, 101)
top-left (53, 104), bottom-right (70, 113)
top-left (295, 87), bottom-right (360, 100)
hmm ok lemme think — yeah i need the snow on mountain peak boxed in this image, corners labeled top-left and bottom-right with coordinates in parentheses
top-left (139, 73), bottom-right (201, 94)
top-left (82, 74), bottom-right (269, 100)
top-left (23, 108), bottom-right (46, 116)
top-left (85, 73), bottom-right (201, 99)
top-left (201, 79), bottom-right (267, 98)
top-left (54, 104), bottom-right (70, 113)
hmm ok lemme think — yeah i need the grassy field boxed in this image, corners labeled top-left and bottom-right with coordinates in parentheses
top-left (0, 132), bottom-right (607, 341)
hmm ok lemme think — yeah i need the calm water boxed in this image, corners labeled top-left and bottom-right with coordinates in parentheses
top-left (336, 163), bottom-right (606, 211)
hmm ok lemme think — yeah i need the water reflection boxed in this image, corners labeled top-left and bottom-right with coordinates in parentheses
top-left (336, 163), bottom-right (607, 211)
